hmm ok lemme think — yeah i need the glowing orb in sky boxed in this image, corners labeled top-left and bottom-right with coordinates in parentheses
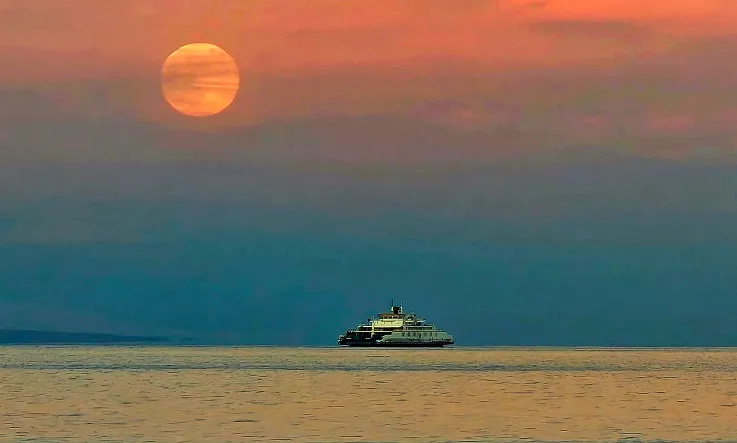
top-left (161, 43), bottom-right (240, 117)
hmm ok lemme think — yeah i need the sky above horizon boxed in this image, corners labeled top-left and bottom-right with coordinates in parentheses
top-left (2, 0), bottom-right (737, 345)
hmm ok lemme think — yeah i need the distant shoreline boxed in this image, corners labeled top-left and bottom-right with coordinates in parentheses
top-left (1, 331), bottom-right (735, 348)
top-left (0, 329), bottom-right (170, 345)
top-left (1, 342), bottom-right (736, 349)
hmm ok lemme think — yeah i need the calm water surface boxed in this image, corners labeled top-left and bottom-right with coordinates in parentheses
top-left (1, 346), bottom-right (736, 442)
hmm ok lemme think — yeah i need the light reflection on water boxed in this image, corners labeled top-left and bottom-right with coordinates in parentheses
top-left (1, 346), bottom-right (736, 442)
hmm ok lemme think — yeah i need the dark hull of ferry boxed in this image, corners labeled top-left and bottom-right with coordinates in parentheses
top-left (338, 339), bottom-right (453, 348)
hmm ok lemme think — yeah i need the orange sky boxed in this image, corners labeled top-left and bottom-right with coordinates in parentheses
top-left (6, 1), bottom-right (737, 344)
top-left (4, 0), bottom-right (736, 72)
top-left (2, 0), bottom-right (737, 143)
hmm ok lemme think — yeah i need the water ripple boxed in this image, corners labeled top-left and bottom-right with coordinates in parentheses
top-left (1, 346), bottom-right (735, 443)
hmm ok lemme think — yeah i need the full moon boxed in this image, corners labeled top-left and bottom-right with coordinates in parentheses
top-left (161, 43), bottom-right (240, 117)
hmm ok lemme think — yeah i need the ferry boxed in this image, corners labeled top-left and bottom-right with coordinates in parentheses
top-left (338, 303), bottom-right (454, 347)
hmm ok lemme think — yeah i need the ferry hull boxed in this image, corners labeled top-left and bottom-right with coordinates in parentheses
top-left (340, 342), bottom-right (453, 347)
top-left (338, 338), bottom-right (454, 347)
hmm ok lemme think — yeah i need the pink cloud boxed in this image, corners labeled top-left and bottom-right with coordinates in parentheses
top-left (644, 113), bottom-right (695, 133)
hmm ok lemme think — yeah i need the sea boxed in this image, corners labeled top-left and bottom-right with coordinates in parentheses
top-left (1, 346), bottom-right (736, 442)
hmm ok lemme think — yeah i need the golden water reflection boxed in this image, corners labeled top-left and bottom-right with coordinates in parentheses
top-left (1, 346), bottom-right (736, 442)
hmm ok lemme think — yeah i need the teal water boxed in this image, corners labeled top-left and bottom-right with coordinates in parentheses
top-left (1, 346), bottom-right (736, 442)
